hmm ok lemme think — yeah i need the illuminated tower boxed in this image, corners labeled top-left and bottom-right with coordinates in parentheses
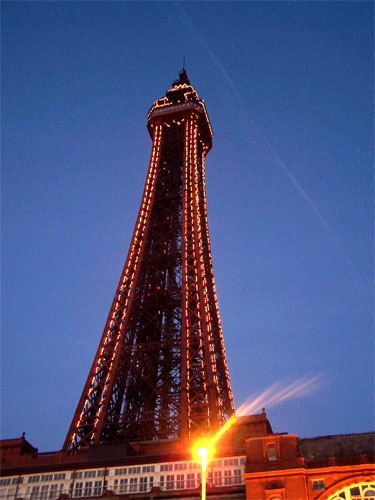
top-left (64, 70), bottom-right (235, 452)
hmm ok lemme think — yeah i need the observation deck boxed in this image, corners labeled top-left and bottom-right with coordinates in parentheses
top-left (147, 69), bottom-right (213, 146)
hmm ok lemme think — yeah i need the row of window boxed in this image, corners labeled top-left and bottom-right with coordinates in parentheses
top-left (160, 463), bottom-right (199, 472)
top-left (112, 458), bottom-right (246, 475)
top-left (23, 480), bottom-right (106, 500)
top-left (0, 485), bottom-right (65, 500)
top-left (29, 484), bottom-right (64, 500)
top-left (70, 472), bottom-right (105, 480)
top-left (27, 475), bottom-right (66, 484)
top-left (71, 481), bottom-right (106, 497)
top-left (149, 470), bottom-right (245, 489)
top-left (0, 479), bottom-right (23, 487)
top-left (0, 471), bottom-right (245, 500)
top-left (0, 475), bottom-right (66, 487)
top-left (1, 481), bottom-right (374, 500)
top-left (0, 456), bottom-right (246, 488)
top-left (113, 477), bottom-right (152, 494)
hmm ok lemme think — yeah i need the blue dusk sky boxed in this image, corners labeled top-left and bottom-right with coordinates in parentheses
top-left (2, 2), bottom-right (373, 452)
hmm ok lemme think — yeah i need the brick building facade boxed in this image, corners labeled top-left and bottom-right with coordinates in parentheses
top-left (244, 426), bottom-right (374, 499)
top-left (1, 412), bottom-right (373, 499)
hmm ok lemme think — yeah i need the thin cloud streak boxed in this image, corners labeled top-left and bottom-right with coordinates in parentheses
top-left (209, 374), bottom-right (325, 449)
top-left (236, 374), bottom-right (324, 416)
top-left (179, 5), bottom-right (354, 270)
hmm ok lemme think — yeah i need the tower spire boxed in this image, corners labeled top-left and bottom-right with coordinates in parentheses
top-left (64, 73), bottom-right (234, 452)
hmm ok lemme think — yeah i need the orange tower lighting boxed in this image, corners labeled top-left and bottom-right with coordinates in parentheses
top-left (64, 69), bottom-right (235, 452)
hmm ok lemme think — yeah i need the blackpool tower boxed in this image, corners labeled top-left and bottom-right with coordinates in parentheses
top-left (64, 69), bottom-right (235, 452)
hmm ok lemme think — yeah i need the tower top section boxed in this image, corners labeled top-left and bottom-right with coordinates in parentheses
top-left (147, 69), bottom-right (213, 146)
top-left (172, 68), bottom-right (190, 86)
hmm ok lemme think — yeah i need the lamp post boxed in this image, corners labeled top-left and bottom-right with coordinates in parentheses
top-left (197, 446), bottom-right (208, 500)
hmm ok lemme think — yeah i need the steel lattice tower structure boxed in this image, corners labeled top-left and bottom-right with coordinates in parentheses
top-left (64, 70), bottom-right (235, 452)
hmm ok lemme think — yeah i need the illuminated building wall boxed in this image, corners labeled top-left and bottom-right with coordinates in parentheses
top-left (244, 432), bottom-right (374, 500)
top-left (0, 416), bottom-right (373, 499)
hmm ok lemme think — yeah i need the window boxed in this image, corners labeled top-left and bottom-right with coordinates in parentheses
top-left (114, 468), bottom-right (126, 476)
top-left (49, 484), bottom-right (58, 499)
top-left (188, 462), bottom-right (199, 469)
top-left (53, 474), bottom-right (65, 481)
top-left (93, 481), bottom-right (102, 496)
top-left (233, 469), bottom-right (242, 484)
top-left (12, 478), bottom-right (23, 485)
top-left (176, 474), bottom-right (184, 489)
top-left (161, 464), bottom-right (173, 472)
top-left (84, 482), bottom-right (92, 496)
top-left (328, 482), bottom-right (375, 500)
top-left (118, 479), bottom-right (128, 493)
top-left (29, 476), bottom-right (40, 483)
top-left (224, 470), bottom-right (232, 486)
top-left (4, 488), bottom-right (15, 499)
top-left (166, 475), bottom-right (174, 490)
top-left (71, 472), bottom-right (83, 479)
top-left (207, 471), bottom-right (212, 486)
top-left (41, 475), bottom-right (53, 482)
top-left (128, 467), bottom-right (141, 475)
top-left (174, 463), bottom-right (187, 471)
top-left (129, 478), bottom-right (138, 493)
top-left (41, 485), bottom-right (49, 499)
top-left (224, 458), bottom-right (239, 466)
top-left (267, 444), bottom-right (277, 461)
top-left (0, 481), bottom-right (11, 487)
top-left (312, 479), bottom-right (325, 490)
top-left (30, 486), bottom-right (40, 500)
top-left (142, 465), bottom-right (154, 473)
top-left (96, 471), bottom-right (106, 477)
top-left (160, 476), bottom-right (165, 489)
top-left (84, 471), bottom-right (96, 479)
top-left (74, 482), bottom-right (83, 497)
top-left (187, 473), bottom-right (195, 489)
top-left (139, 477), bottom-right (147, 492)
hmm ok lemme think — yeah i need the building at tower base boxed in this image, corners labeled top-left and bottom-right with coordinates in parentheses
top-left (244, 429), bottom-right (374, 500)
top-left (1, 412), bottom-right (374, 500)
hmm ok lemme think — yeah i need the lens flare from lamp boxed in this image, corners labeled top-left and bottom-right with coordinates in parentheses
top-left (193, 440), bottom-right (215, 464)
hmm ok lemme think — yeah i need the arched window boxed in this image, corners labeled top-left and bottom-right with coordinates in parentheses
top-left (328, 482), bottom-right (375, 500)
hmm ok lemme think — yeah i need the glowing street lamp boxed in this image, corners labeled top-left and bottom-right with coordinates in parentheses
top-left (196, 445), bottom-right (208, 500)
